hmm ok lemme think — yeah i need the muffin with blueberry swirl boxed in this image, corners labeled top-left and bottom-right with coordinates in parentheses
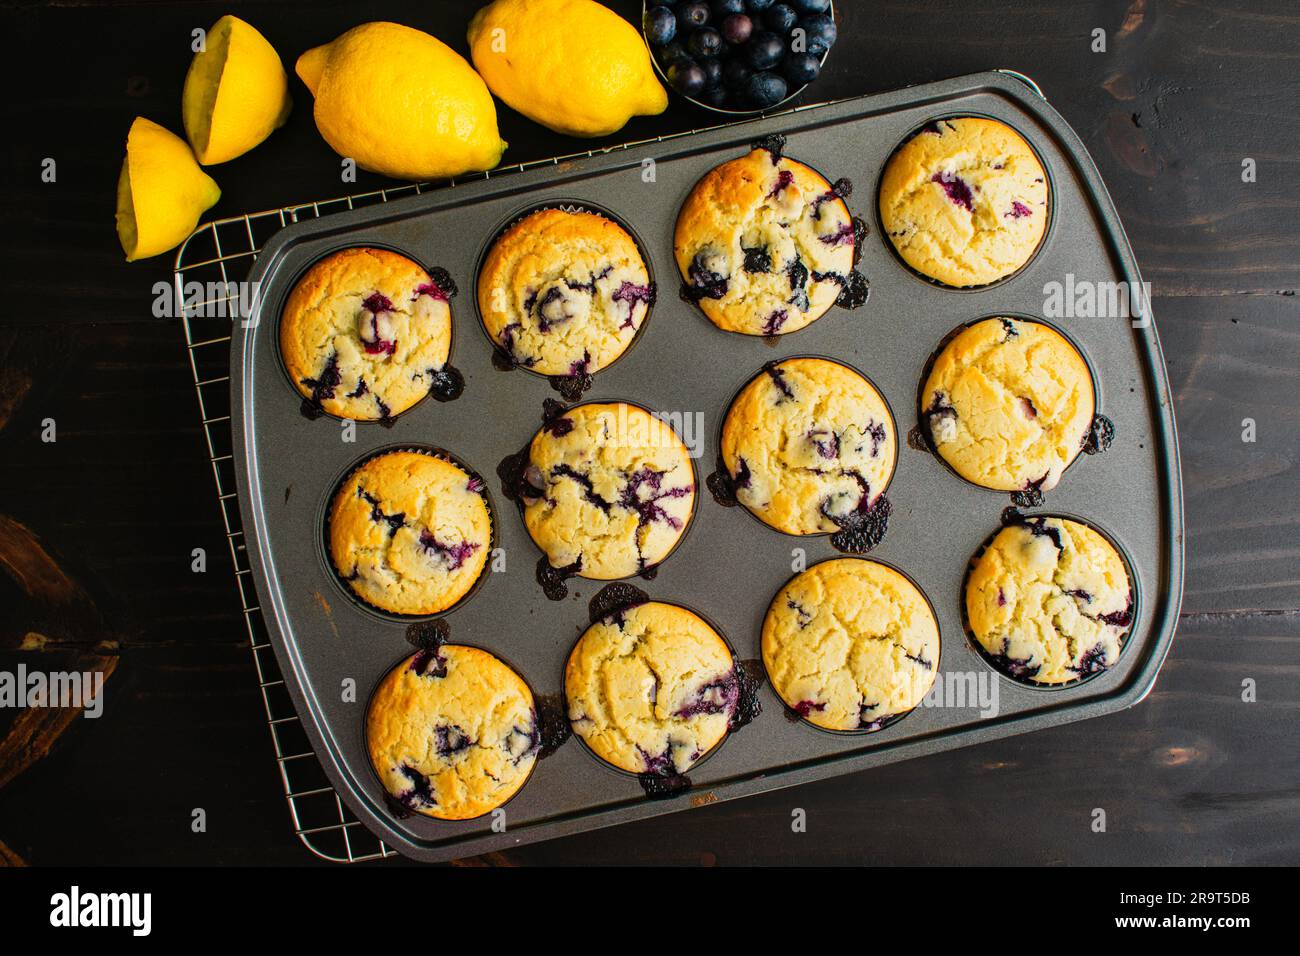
top-left (674, 145), bottom-right (860, 336)
top-left (367, 645), bottom-right (538, 820)
top-left (280, 247), bottom-right (455, 421)
top-left (478, 207), bottom-right (654, 380)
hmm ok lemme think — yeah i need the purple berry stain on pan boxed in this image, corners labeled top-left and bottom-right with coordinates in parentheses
top-left (1083, 414), bottom-right (1116, 455)
top-left (531, 693), bottom-right (572, 759)
top-left (588, 581), bottom-right (650, 626)
top-left (706, 453), bottom-right (749, 508)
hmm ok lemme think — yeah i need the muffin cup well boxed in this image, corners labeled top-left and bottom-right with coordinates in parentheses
top-left (275, 242), bottom-right (462, 424)
top-left (712, 354), bottom-right (899, 540)
top-left (472, 200), bottom-right (657, 384)
top-left (960, 512), bottom-right (1140, 690)
top-left (319, 444), bottom-right (497, 623)
top-left (874, 113), bottom-right (1055, 292)
top-left (560, 598), bottom-right (743, 781)
top-left (507, 397), bottom-right (701, 584)
top-left (363, 643), bottom-right (540, 823)
top-left (912, 314), bottom-right (1102, 496)
top-left (760, 555), bottom-right (941, 735)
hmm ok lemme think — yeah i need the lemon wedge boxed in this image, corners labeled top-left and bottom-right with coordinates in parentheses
top-left (116, 117), bottom-right (221, 262)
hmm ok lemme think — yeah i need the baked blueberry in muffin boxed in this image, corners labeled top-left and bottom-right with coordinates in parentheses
top-left (674, 139), bottom-right (865, 336)
top-left (762, 558), bottom-right (939, 732)
top-left (478, 208), bottom-right (654, 391)
top-left (367, 645), bottom-right (538, 820)
top-left (966, 515), bottom-right (1133, 685)
top-left (920, 317), bottom-right (1095, 494)
top-left (509, 402), bottom-right (695, 584)
top-left (280, 247), bottom-right (457, 421)
top-left (565, 600), bottom-right (737, 778)
top-left (328, 450), bottom-right (492, 615)
top-left (879, 117), bottom-right (1049, 287)
top-left (719, 358), bottom-right (895, 549)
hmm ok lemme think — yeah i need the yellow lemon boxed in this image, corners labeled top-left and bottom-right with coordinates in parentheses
top-left (115, 117), bottom-right (221, 262)
top-left (468, 0), bottom-right (667, 138)
top-left (296, 22), bottom-right (507, 181)
top-left (182, 15), bottom-right (292, 165)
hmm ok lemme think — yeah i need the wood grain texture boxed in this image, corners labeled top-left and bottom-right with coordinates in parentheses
top-left (0, 0), bottom-right (1295, 865)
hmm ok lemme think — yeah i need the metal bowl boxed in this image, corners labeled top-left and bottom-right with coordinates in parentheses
top-left (642, 1), bottom-right (836, 116)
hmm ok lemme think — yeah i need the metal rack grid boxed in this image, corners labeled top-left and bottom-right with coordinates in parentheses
top-left (172, 118), bottom-right (815, 862)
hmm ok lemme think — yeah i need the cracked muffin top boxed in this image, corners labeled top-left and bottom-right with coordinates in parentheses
top-left (879, 117), bottom-right (1048, 287)
top-left (720, 358), bottom-right (896, 536)
top-left (674, 147), bottom-right (857, 336)
top-left (519, 402), bottom-right (695, 580)
top-left (280, 247), bottom-right (454, 421)
top-left (478, 208), bottom-right (654, 377)
top-left (367, 645), bottom-right (537, 821)
top-left (921, 317), bottom-right (1094, 493)
top-left (762, 558), bottom-right (939, 732)
top-left (566, 601), bottom-right (736, 776)
top-left (328, 451), bottom-right (491, 615)
top-left (966, 516), bottom-right (1133, 685)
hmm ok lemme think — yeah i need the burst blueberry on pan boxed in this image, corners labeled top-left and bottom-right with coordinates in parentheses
top-left (367, 645), bottom-right (538, 820)
top-left (920, 317), bottom-right (1094, 494)
top-left (478, 208), bottom-right (654, 386)
top-left (719, 358), bottom-right (895, 540)
top-left (515, 402), bottom-right (695, 581)
top-left (674, 139), bottom-right (863, 336)
top-left (565, 601), bottom-right (737, 776)
top-left (328, 451), bottom-right (491, 615)
top-left (280, 247), bottom-right (456, 420)
top-left (966, 516), bottom-right (1133, 685)
top-left (762, 558), bottom-right (939, 732)
top-left (878, 117), bottom-right (1049, 287)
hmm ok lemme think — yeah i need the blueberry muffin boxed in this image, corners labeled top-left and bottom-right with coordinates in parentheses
top-left (328, 451), bottom-right (492, 615)
top-left (519, 403), bottom-right (695, 579)
top-left (967, 516), bottom-right (1133, 684)
top-left (921, 317), bottom-right (1094, 493)
top-left (367, 645), bottom-right (538, 820)
top-left (281, 247), bottom-right (454, 420)
top-left (720, 358), bottom-right (895, 535)
top-left (675, 147), bottom-right (857, 336)
top-left (763, 558), bottom-right (939, 732)
top-left (478, 208), bottom-right (654, 377)
top-left (566, 601), bottom-right (737, 775)
top-left (879, 117), bottom-right (1049, 287)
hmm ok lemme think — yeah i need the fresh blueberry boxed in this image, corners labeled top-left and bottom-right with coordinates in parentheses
top-left (746, 0), bottom-right (776, 10)
top-left (667, 60), bottom-right (708, 96)
top-left (703, 85), bottom-right (732, 108)
top-left (711, 0), bottom-right (745, 14)
top-left (657, 40), bottom-right (692, 66)
top-left (746, 31), bottom-right (785, 69)
top-left (721, 12), bottom-right (754, 44)
top-left (687, 27), bottom-right (723, 58)
top-left (679, 2), bottom-right (711, 29)
top-left (722, 57), bottom-right (753, 90)
top-left (765, 3), bottom-right (799, 33)
top-left (792, 0), bottom-right (831, 11)
top-left (746, 70), bottom-right (788, 107)
top-left (698, 55), bottom-right (724, 89)
top-left (644, 6), bottom-right (677, 46)
top-left (783, 51), bottom-right (820, 85)
top-left (802, 13), bottom-right (837, 53)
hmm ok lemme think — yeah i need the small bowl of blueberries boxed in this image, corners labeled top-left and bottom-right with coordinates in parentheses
top-left (643, 0), bottom-right (837, 115)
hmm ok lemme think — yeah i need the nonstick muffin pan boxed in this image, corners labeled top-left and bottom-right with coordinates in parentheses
top-left (232, 72), bottom-right (1183, 862)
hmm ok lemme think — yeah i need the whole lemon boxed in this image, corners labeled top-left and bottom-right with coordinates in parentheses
top-left (115, 117), bottom-right (221, 262)
top-left (183, 15), bottom-right (292, 165)
top-left (296, 21), bottom-right (507, 181)
top-left (468, 0), bottom-right (667, 138)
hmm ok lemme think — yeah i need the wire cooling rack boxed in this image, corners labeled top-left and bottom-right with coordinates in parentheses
top-left (173, 122), bottom-right (790, 863)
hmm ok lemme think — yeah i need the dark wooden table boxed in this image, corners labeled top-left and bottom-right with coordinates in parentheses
top-left (1, 0), bottom-right (1296, 866)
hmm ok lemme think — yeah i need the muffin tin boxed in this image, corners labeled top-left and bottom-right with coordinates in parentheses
top-left (231, 72), bottom-right (1183, 862)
